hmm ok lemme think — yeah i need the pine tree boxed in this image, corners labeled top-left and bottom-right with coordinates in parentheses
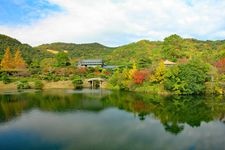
top-left (0, 47), bottom-right (14, 70)
top-left (14, 49), bottom-right (27, 69)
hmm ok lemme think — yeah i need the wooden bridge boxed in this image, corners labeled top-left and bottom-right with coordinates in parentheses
top-left (87, 78), bottom-right (105, 88)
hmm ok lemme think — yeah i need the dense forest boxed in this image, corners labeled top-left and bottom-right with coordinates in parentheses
top-left (1, 33), bottom-right (225, 66)
top-left (1, 33), bottom-right (225, 95)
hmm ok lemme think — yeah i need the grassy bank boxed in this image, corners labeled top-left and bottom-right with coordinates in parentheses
top-left (0, 81), bottom-right (74, 90)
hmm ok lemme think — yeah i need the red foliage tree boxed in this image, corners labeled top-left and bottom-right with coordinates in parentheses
top-left (132, 70), bottom-right (149, 84)
top-left (214, 58), bottom-right (225, 73)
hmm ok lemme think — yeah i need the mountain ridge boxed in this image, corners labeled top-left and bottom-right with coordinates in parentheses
top-left (1, 33), bottom-right (225, 65)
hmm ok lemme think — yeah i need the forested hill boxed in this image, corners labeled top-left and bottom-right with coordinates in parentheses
top-left (0, 34), bottom-right (52, 64)
top-left (1, 33), bottom-right (225, 66)
top-left (107, 35), bottom-right (225, 65)
top-left (36, 42), bottom-right (115, 59)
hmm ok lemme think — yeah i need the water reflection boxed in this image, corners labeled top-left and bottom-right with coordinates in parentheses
top-left (0, 90), bottom-right (225, 134)
top-left (0, 90), bottom-right (225, 149)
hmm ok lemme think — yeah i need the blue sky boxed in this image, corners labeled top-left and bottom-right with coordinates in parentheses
top-left (0, 0), bottom-right (61, 25)
top-left (0, 0), bottom-right (225, 46)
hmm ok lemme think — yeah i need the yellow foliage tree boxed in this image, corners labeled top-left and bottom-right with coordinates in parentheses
top-left (14, 49), bottom-right (27, 70)
top-left (151, 61), bottom-right (166, 83)
top-left (129, 63), bottom-right (137, 79)
top-left (0, 47), bottom-right (14, 70)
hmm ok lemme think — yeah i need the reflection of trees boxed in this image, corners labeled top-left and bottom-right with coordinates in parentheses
top-left (0, 91), bottom-right (107, 123)
top-left (0, 90), bottom-right (225, 135)
top-left (164, 123), bottom-right (184, 135)
top-left (0, 95), bottom-right (28, 122)
top-left (101, 92), bottom-right (225, 135)
top-left (205, 97), bottom-right (225, 124)
top-left (152, 96), bottom-right (213, 135)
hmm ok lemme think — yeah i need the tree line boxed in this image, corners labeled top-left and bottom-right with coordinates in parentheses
top-left (0, 47), bottom-right (27, 70)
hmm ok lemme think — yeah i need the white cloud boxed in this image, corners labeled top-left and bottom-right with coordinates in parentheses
top-left (0, 0), bottom-right (225, 46)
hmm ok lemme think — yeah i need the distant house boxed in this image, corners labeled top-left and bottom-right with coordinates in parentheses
top-left (164, 60), bottom-right (176, 66)
top-left (103, 65), bottom-right (118, 70)
top-left (78, 59), bottom-right (104, 67)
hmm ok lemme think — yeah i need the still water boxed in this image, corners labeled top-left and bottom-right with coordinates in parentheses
top-left (0, 89), bottom-right (225, 150)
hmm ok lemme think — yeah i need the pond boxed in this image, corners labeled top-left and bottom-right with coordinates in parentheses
top-left (0, 89), bottom-right (225, 150)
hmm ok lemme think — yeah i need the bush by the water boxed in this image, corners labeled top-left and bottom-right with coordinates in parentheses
top-left (34, 80), bottom-right (44, 89)
top-left (39, 73), bottom-right (60, 81)
top-left (17, 80), bottom-right (30, 89)
top-left (72, 76), bottom-right (83, 89)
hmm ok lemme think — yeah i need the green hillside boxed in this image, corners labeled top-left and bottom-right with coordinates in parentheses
top-left (0, 34), bottom-right (52, 64)
top-left (107, 40), bottom-right (162, 65)
top-left (1, 33), bottom-right (225, 67)
top-left (36, 42), bottom-right (115, 59)
top-left (107, 35), bottom-right (225, 66)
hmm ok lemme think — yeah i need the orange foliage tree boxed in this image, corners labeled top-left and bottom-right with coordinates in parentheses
top-left (0, 47), bottom-right (14, 70)
top-left (14, 49), bottom-right (27, 69)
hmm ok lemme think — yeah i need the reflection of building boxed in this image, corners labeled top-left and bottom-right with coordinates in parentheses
top-left (164, 60), bottom-right (176, 66)
top-left (78, 59), bottom-right (104, 67)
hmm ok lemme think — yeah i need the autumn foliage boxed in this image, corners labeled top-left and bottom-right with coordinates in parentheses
top-left (151, 61), bottom-right (166, 83)
top-left (0, 47), bottom-right (14, 69)
top-left (14, 49), bottom-right (27, 69)
top-left (214, 58), bottom-right (225, 73)
top-left (132, 70), bottom-right (149, 84)
top-left (0, 48), bottom-right (27, 70)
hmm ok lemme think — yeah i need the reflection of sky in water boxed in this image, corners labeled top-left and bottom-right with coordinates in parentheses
top-left (0, 109), bottom-right (225, 150)
top-left (66, 89), bottom-right (112, 94)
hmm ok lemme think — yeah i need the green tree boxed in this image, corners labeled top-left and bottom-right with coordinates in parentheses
top-left (164, 59), bottom-right (209, 94)
top-left (162, 34), bottom-right (184, 61)
top-left (55, 52), bottom-right (70, 67)
top-left (40, 58), bottom-right (56, 74)
top-left (109, 68), bottom-right (131, 90)
top-left (137, 57), bottom-right (152, 69)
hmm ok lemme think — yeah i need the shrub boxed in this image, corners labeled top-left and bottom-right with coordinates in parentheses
top-left (17, 80), bottom-right (30, 89)
top-left (1, 72), bottom-right (11, 84)
top-left (34, 80), bottom-right (44, 89)
top-left (72, 76), bottom-right (83, 89)
top-left (39, 73), bottom-right (60, 81)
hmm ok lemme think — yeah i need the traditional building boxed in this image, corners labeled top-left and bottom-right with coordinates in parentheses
top-left (78, 59), bottom-right (104, 67)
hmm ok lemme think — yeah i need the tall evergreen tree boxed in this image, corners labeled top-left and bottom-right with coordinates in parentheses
top-left (14, 49), bottom-right (27, 69)
top-left (0, 47), bottom-right (14, 69)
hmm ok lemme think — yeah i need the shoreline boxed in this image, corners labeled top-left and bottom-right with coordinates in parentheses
top-left (0, 81), bottom-right (74, 90)
top-left (0, 81), bottom-right (223, 96)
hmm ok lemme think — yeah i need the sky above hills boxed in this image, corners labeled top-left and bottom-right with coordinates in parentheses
top-left (0, 0), bottom-right (225, 46)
